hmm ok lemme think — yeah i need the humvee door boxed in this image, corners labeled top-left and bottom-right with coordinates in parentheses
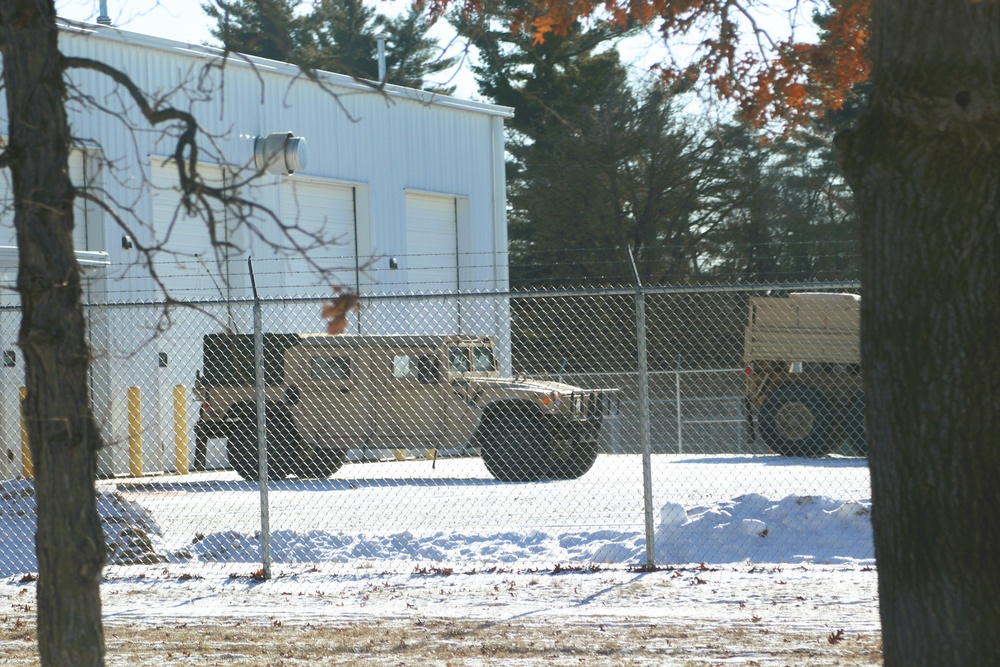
top-left (374, 346), bottom-right (448, 449)
top-left (285, 345), bottom-right (374, 448)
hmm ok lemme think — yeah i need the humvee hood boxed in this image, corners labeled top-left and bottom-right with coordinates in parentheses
top-left (463, 377), bottom-right (590, 395)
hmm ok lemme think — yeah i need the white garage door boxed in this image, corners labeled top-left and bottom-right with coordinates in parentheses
top-left (405, 192), bottom-right (458, 293)
top-left (150, 164), bottom-right (245, 300)
top-left (0, 150), bottom-right (94, 250)
top-left (279, 179), bottom-right (357, 291)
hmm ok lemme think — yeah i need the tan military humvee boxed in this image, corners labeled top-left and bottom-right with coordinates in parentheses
top-left (194, 333), bottom-right (618, 482)
top-left (743, 293), bottom-right (865, 457)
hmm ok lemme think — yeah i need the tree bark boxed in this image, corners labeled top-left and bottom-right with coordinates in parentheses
top-left (0, 3), bottom-right (107, 666)
top-left (837, 0), bottom-right (1000, 664)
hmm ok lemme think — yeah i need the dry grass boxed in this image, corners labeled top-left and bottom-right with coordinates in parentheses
top-left (1, 613), bottom-right (882, 666)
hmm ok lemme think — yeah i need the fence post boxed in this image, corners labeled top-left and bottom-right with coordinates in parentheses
top-left (173, 385), bottom-right (189, 474)
top-left (249, 257), bottom-right (272, 580)
top-left (127, 386), bottom-right (143, 477)
top-left (628, 247), bottom-right (656, 570)
top-left (675, 354), bottom-right (683, 455)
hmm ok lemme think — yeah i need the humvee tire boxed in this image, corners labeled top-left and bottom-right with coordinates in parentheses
top-left (758, 383), bottom-right (836, 457)
top-left (226, 403), bottom-right (298, 481)
top-left (845, 392), bottom-right (867, 457)
top-left (480, 405), bottom-right (554, 482)
top-left (547, 436), bottom-right (599, 480)
top-left (294, 447), bottom-right (347, 479)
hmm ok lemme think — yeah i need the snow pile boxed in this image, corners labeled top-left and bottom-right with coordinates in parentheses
top-left (96, 486), bottom-right (165, 565)
top-left (0, 481), bottom-right (35, 577)
top-left (178, 527), bottom-right (645, 566)
top-left (168, 492), bottom-right (871, 568)
top-left (653, 493), bottom-right (873, 564)
top-left (0, 479), bottom-right (166, 574)
top-left (0, 480), bottom-right (873, 577)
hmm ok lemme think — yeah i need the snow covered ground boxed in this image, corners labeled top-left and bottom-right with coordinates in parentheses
top-left (0, 454), bottom-right (880, 664)
top-left (0, 454), bottom-right (873, 576)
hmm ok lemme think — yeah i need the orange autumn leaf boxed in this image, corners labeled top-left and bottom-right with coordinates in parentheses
top-left (322, 293), bottom-right (360, 335)
top-left (477, 0), bottom-right (871, 131)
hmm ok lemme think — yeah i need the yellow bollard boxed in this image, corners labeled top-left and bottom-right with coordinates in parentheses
top-left (393, 448), bottom-right (407, 461)
top-left (127, 386), bottom-right (143, 477)
top-left (173, 385), bottom-right (189, 475)
top-left (19, 387), bottom-right (32, 479)
top-left (425, 448), bottom-right (436, 460)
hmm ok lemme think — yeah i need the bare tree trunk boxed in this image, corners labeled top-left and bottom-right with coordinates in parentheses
top-left (839, 1), bottom-right (1000, 664)
top-left (0, 3), bottom-right (107, 666)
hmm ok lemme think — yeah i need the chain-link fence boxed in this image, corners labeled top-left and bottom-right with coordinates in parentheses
top-left (0, 281), bottom-right (872, 579)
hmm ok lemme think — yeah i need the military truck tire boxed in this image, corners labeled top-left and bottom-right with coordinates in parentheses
top-left (845, 392), bottom-right (867, 457)
top-left (296, 448), bottom-right (347, 479)
top-left (226, 404), bottom-right (297, 481)
top-left (548, 437), bottom-right (599, 480)
top-left (480, 406), bottom-right (553, 482)
top-left (227, 413), bottom-right (259, 481)
top-left (759, 384), bottom-right (836, 457)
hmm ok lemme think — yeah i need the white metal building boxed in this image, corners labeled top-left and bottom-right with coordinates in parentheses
top-left (0, 19), bottom-right (513, 477)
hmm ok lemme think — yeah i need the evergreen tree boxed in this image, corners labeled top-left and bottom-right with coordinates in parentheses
top-left (306, 0), bottom-right (379, 80)
top-left (380, 7), bottom-right (457, 91)
top-left (205, 0), bottom-right (456, 91)
top-left (454, 4), bottom-right (717, 287)
top-left (696, 124), bottom-right (858, 284)
top-left (204, 0), bottom-right (303, 63)
top-left (455, 1), bottom-right (860, 289)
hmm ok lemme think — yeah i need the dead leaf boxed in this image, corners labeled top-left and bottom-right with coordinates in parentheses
top-left (322, 293), bottom-right (360, 335)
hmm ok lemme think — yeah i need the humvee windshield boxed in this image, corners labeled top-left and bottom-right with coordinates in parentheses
top-left (472, 346), bottom-right (496, 372)
top-left (448, 345), bottom-right (497, 373)
top-left (449, 347), bottom-right (471, 372)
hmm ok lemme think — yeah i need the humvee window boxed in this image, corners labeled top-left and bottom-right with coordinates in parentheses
top-left (392, 354), bottom-right (419, 380)
top-left (449, 347), bottom-right (470, 372)
top-left (310, 356), bottom-right (351, 382)
top-left (472, 347), bottom-right (495, 372)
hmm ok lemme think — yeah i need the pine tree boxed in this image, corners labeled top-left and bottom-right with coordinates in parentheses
top-left (205, 0), bottom-right (456, 91)
top-left (204, 0), bottom-right (302, 63)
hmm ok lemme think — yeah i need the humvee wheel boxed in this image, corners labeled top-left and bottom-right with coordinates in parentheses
top-left (759, 384), bottom-right (836, 457)
top-left (845, 392), bottom-right (867, 457)
top-left (480, 406), bottom-right (553, 482)
top-left (227, 425), bottom-right (253, 480)
top-left (548, 437), bottom-right (599, 480)
top-left (226, 404), bottom-right (297, 481)
top-left (295, 448), bottom-right (347, 479)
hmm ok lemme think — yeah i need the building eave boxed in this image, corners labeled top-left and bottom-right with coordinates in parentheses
top-left (56, 18), bottom-right (515, 119)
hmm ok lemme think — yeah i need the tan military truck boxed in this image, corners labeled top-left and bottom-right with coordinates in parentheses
top-left (193, 333), bottom-right (618, 482)
top-left (743, 292), bottom-right (866, 457)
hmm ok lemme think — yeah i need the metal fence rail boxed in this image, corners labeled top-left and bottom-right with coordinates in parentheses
top-left (0, 281), bottom-right (871, 579)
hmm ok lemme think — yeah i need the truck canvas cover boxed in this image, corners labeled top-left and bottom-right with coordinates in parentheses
top-left (202, 333), bottom-right (304, 388)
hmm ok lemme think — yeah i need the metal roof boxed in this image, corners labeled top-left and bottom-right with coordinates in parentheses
top-left (56, 17), bottom-right (515, 119)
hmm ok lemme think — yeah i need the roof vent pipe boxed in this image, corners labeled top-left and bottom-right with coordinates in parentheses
top-left (376, 34), bottom-right (387, 84)
top-left (97, 0), bottom-right (112, 25)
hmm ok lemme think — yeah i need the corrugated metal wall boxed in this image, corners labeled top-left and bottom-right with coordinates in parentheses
top-left (42, 21), bottom-right (512, 303)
